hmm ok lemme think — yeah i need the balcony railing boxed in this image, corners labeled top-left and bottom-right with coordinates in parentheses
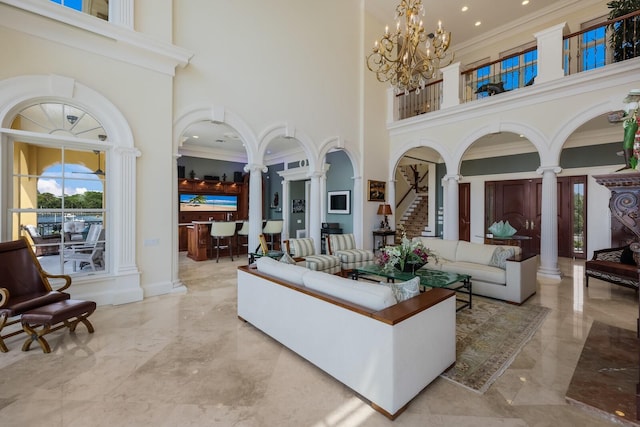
top-left (397, 79), bottom-right (442, 120)
top-left (394, 9), bottom-right (640, 121)
top-left (563, 9), bottom-right (640, 76)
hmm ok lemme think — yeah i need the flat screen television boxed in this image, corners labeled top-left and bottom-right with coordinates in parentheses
top-left (327, 190), bottom-right (350, 214)
top-left (179, 194), bottom-right (238, 212)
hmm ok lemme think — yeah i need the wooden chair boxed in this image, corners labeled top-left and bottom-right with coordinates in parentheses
top-left (262, 220), bottom-right (283, 251)
top-left (0, 237), bottom-right (72, 352)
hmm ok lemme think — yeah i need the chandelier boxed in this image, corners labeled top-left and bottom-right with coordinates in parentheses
top-left (366, 0), bottom-right (452, 95)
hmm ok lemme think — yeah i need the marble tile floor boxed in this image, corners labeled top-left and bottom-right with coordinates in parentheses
top-left (0, 254), bottom-right (638, 426)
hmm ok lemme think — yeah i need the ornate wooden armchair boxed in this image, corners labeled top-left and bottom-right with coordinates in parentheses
top-left (0, 237), bottom-right (71, 352)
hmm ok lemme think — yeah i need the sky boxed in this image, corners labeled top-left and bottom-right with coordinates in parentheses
top-left (37, 164), bottom-right (104, 196)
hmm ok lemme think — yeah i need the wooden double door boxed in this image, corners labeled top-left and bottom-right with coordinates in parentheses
top-left (482, 176), bottom-right (585, 258)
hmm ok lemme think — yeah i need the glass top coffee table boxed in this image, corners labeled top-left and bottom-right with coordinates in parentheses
top-left (353, 264), bottom-right (472, 311)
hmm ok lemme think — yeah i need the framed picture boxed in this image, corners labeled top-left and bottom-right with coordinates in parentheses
top-left (292, 199), bottom-right (305, 213)
top-left (368, 180), bottom-right (386, 202)
top-left (327, 190), bottom-right (350, 214)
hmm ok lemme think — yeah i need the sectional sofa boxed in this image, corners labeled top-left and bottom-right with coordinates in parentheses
top-left (237, 257), bottom-right (456, 419)
top-left (413, 237), bottom-right (538, 304)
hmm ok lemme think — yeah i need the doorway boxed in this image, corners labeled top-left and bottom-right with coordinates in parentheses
top-left (485, 176), bottom-right (586, 258)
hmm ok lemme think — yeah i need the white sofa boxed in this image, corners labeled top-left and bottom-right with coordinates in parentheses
top-left (237, 257), bottom-right (456, 419)
top-left (413, 237), bottom-right (537, 304)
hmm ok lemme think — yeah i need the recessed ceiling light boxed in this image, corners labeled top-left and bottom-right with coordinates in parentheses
top-left (192, 135), bottom-right (199, 139)
top-left (522, 0), bottom-right (529, 5)
top-left (475, 21), bottom-right (481, 27)
top-left (461, 6), bottom-right (468, 12)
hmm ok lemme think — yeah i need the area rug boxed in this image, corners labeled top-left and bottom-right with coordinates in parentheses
top-left (440, 297), bottom-right (550, 393)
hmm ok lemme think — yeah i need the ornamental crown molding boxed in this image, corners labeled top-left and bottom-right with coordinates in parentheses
top-left (0, 1), bottom-right (193, 76)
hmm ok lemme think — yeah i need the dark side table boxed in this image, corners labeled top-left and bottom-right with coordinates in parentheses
top-left (373, 229), bottom-right (396, 252)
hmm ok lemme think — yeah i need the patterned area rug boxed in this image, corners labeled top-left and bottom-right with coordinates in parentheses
top-left (441, 297), bottom-right (550, 393)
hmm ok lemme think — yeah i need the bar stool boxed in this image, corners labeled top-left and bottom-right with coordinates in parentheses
top-left (210, 221), bottom-right (236, 262)
top-left (236, 221), bottom-right (250, 255)
top-left (262, 220), bottom-right (283, 251)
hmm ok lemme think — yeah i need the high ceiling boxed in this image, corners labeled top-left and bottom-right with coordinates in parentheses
top-left (365, 0), bottom-right (566, 48)
top-left (180, 0), bottom-right (613, 165)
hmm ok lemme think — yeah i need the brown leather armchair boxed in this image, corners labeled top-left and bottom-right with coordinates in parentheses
top-left (0, 237), bottom-right (71, 352)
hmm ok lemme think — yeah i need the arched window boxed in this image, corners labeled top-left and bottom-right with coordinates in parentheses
top-left (10, 102), bottom-right (109, 276)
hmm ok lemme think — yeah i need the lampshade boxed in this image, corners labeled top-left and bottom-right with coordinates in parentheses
top-left (377, 204), bottom-right (392, 215)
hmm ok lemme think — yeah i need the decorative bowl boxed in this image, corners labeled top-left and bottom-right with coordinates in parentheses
top-left (488, 220), bottom-right (517, 237)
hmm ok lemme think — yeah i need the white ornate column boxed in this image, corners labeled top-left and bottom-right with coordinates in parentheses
top-left (111, 145), bottom-right (142, 303)
top-left (537, 165), bottom-right (562, 279)
top-left (441, 174), bottom-right (460, 240)
top-left (110, 0), bottom-right (134, 28)
top-left (309, 171), bottom-right (324, 254)
top-left (281, 178), bottom-right (289, 241)
top-left (244, 163), bottom-right (267, 254)
top-left (387, 178), bottom-right (397, 231)
top-left (171, 153), bottom-right (186, 292)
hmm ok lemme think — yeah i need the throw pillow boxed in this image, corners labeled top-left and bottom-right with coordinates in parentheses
top-left (489, 246), bottom-right (516, 269)
top-left (380, 276), bottom-right (420, 302)
top-left (279, 252), bottom-right (297, 264)
top-left (620, 246), bottom-right (636, 265)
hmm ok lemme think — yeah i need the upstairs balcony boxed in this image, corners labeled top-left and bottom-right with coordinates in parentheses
top-left (390, 10), bottom-right (640, 123)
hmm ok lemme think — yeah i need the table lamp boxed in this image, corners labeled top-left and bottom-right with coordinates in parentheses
top-left (377, 203), bottom-right (392, 230)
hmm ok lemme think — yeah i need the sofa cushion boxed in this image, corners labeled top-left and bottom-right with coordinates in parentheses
top-left (489, 246), bottom-right (516, 269)
top-left (621, 247), bottom-right (636, 265)
top-left (303, 271), bottom-right (397, 310)
top-left (304, 254), bottom-right (341, 274)
top-left (422, 261), bottom-right (506, 285)
top-left (414, 238), bottom-right (458, 262)
top-left (279, 252), bottom-right (297, 264)
top-left (256, 256), bottom-right (308, 285)
top-left (456, 241), bottom-right (496, 265)
top-left (329, 234), bottom-right (356, 251)
top-left (335, 249), bottom-right (375, 264)
top-left (289, 238), bottom-right (316, 257)
top-left (381, 277), bottom-right (420, 302)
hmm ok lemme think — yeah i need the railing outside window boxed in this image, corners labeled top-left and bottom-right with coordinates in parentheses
top-left (460, 47), bottom-right (537, 104)
top-left (394, 9), bottom-right (639, 120)
top-left (564, 9), bottom-right (640, 76)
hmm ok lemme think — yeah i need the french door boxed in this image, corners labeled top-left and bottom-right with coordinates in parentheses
top-left (485, 176), bottom-right (586, 258)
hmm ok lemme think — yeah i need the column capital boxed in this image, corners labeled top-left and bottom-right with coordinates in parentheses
top-left (441, 174), bottom-right (461, 184)
top-left (114, 146), bottom-right (141, 157)
top-left (244, 163), bottom-right (268, 173)
top-left (536, 165), bottom-right (562, 175)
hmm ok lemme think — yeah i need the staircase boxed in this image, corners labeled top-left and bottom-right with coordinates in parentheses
top-left (397, 195), bottom-right (430, 240)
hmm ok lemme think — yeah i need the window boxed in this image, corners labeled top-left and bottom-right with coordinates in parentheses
top-left (10, 102), bottom-right (108, 275)
top-left (581, 26), bottom-right (606, 71)
top-left (50, 0), bottom-right (110, 21)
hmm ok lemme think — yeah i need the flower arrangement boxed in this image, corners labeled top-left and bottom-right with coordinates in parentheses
top-left (376, 232), bottom-right (436, 273)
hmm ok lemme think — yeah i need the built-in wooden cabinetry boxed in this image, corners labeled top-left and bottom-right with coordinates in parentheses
top-left (178, 177), bottom-right (248, 251)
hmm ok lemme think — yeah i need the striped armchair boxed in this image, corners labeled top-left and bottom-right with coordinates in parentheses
top-left (285, 238), bottom-right (341, 275)
top-left (327, 233), bottom-right (375, 272)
